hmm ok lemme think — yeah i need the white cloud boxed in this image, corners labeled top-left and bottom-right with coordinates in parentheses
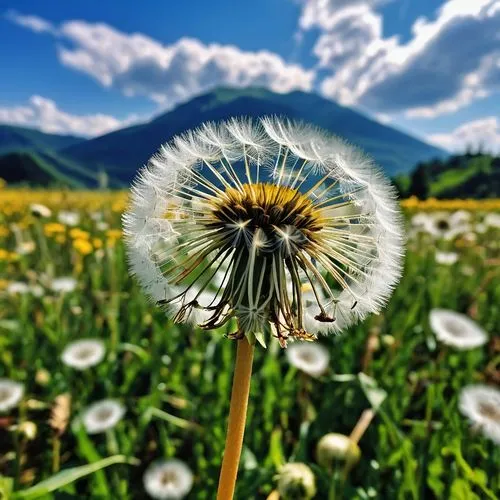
top-left (8, 14), bottom-right (314, 107)
top-left (428, 117), bottom-right (500, 154)
top-left (0, 96), bottom-right (137, 137)
top-left (5, 10), bottom-right (56, 34)
top-left (300, 0), bottom-right (500, 118)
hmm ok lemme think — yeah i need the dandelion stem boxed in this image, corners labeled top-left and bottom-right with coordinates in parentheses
top-left (216, 336), bottom-right (254, 500)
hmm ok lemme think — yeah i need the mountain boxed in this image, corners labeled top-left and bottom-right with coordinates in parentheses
top-left (0, 125), bottom-right (83, 155)
top-left (397, 153), bottom-right (500, 199)
top-left (61, 87), bottom-right (445, 183)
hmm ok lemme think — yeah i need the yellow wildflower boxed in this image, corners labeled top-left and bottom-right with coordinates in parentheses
top-left (69, 228), bottom-right (90, 240)
top-left (73, 238), bottom-right (93, 256)
top-left (92, 238), bottom-right (103, 249)
top-left (44, 223), bottom-right (66, 236)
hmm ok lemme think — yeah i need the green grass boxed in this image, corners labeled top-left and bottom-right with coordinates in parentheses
top-left (0, 202), bottom-right (499, 499)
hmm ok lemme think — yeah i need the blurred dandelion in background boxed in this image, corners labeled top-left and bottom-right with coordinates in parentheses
top-left (0, 379), bottom-right (24, 412)
top-left (286, 342), bottom-right (330, 377)
top-left (429, 309), bottom-right (488, 350)
top-left (435, 251), bottom-right (459, 265)
top-left (276, 463), bottom-right (316, 500)
top-left (143, 459), bottom-right (194, 500)
top-left (316, 433), bottom-right (361, 470)
top-left (50, 277), bottom-right (78, 294)
top-left (61, 339), bottom-right (106, 370)
top-left (459, 385), bottom-right (500, 445)
top-left (81, 399), bottom-right (125, 434)
top-left (58, 210), bottom-right (80, 227)
top-left (30, 203), bottom-right (52, 218)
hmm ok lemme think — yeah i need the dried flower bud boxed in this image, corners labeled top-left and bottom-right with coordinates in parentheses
top-left (316, 433), bottom-right (361, 470)
top-left (277, 463), bottom-right (316, 500)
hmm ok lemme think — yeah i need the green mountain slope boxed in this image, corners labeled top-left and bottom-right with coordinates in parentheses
top-left (61, 87), bottom-right (445, 183)
top-left (399, 153), bottom-right (500, 199)
top-left (0, 125), bottom-right (83, 154)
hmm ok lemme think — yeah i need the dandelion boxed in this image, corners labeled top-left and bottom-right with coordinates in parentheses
top-left (0, 379), bottom-right (24, 412)
top-left (435, 251), bottom-right (459, 265)
top-left (123, 117), bottom-right (404, 498)
top-left (429, 309), bottom-right (488, 350)
top-left (286, 342), bottom-right (330, 377)
top-left (81, 399), bottom-right (125, 434)
top-left (58, 210), bottom-right (80, 226)
top-left (61, 339), bottom-right (106, 370)
top-left (6, 282), bottom-right (30, 295)
top-left (277, 463), bottom-right (316, 500)
top-left (316, 433), bottom-right (361, 470)
top-left (73, 238), bottom-right (93, 255)
top-left (424, 212), bottom-right (468, 240)
top-left (459, 385), bottom-right (500, 444)
top-left (51, 277), bottom-right (78, 293)
top-left (143, 459), bottom-right (194, 499)
top-left (30, 203), bottom-right (52, 218)
top-left (16, 241), bottom-right (36, 255)
top-left (484, 212), bottom-right (500, 229)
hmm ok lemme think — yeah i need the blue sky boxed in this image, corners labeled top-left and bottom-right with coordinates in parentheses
top-left (1, 0), bottom-right (499, 152)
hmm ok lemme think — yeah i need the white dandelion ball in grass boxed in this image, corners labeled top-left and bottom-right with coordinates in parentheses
top-left (277, 463), bottom-right (317, 500)
top-left (429, 309), bottom-right (488, 350)
top-left (81, 399), bottom-right (125, 434)
top-left (485, 212), bottom-right (500, 229)
top-left (6, 282), bottom-right (30, 295)
top-left (61, 339), bottom-right (106, 370)
top-left (0, 379), bottom-right (24, 412)
top-left (143, 459), bottom-right (194, 500)
top-left (123, 117), bottom-right (404, 346)
top-left (58, 210), bottom-right (80, 227)
top-left (286, 342), bottom-right (330, 377)
top-left (30, 203), bottom-right (52, 218)
top-left (435, 251), bottom-right (459, 266)
top-left (51, 277), bottom-right (77, 293)
top-left (316, 433), bottom-right (361, 469)
top-left (424, 212), bottom-right (469, 240)
top-left (459, 384), bottom-right (500, 445)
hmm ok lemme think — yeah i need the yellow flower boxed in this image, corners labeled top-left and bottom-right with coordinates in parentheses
top-left (69, 228), bottom-right (90, 240)
top-left (0, 249), bottom-right (10, 260)
top-left (44, 223), bottom-right (66, 236)
top-left (0, 227), bottom-right (9, 238)
top-left (73, 238), bottom-right (93, 256)
top-left (106, 229), bottom-right (122, 240)
top-left (92, 238), bottom-right (103, 249)
top-left (55, 235), bottom-right (67, 245)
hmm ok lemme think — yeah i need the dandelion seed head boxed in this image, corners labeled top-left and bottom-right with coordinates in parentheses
top-left (81, 399), bottom-right (125, 434)
top-left (277, 463), bottom-right (317, 500)
top-left (61, 339), bottom-right (106, 370)
top-left (316, 433), bottom-right (361, 469)
top-left (51, 277), bottom-right (78, 293)
top-left (435, 251), bottom-right (459, 265)
top-left (6, 281), bottom-right (30, 295)
top-left (459, 384), bottom-right (500, 445)
top-left (58, 210), bottom-right (80, 227)
top-left (30, 203), bottom-right (52, 218)
top-left (124, 117), bottom-right (404, 346)
top-left (429, 309), bottom-right (488, 350)
top-left (286, 342), bottom-right (330, 377)
top-left (485, 212), bottom-right (500, 229)
top-left (0, 379), bottom-right (24, 412)
top-left (143, 459), bottom-right (194, 500)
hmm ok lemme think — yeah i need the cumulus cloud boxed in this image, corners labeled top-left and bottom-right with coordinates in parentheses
top-left (428, 117), bottom-right (500, 154)
top-left (8, 13), bottom-right (314, 107)
top-left (300, 0), bottom-right (500, 117)
top-left (0, 96), bottom-right (137, 137)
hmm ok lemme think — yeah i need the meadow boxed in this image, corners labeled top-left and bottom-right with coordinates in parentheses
top-left (0, 188), bottom-right (499, 499)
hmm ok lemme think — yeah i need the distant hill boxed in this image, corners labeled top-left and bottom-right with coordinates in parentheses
top-left (0, 125), bottom-right (83, 155)
top-left (61, 87), bottom-right (445, 183)
top-left (396, 153), bottom-right (500, 199)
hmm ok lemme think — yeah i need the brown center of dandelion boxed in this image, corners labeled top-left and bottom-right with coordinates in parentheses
top-left (479, 402), bottom-right (500, 422)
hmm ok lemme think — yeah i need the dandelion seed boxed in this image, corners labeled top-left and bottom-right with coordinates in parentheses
top-left (143, 459), bottom-right (194, 500)
top-left (0, 379), bottom-right (24, 412)
top-left (124, 117), bottom-right (404, 346)
top-left (61, 339), bottom-right (106, 370)
top-left (429, 309), bottom-right (488, 350)
top-left (286, 342), bottom-right (330, 377)
top-left (277, 463), bottom-right (316, 500)
top-left (58, 210), bottom-right (80, 227)
top-left (459, 384), bottom-right (500, 445)
top-left (30, 203), bottom-right (52, 218)
top-left (81, 399), bottom-right (125, 434)
top-left (51, 277), bottom-right (77, 293)
top-left (435, 251), bottom-right (459, 265)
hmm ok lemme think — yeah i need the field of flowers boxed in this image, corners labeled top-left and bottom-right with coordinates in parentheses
top-left (0, 188), bottom-right (499, 499)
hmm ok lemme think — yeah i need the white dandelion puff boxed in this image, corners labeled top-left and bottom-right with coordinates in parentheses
top-left (143, 459), bottom-right (194, 499)
top-left (316, 433), bottom-right (361, 468)
top-left (123, 117), bottom-right (404, 346)
top-left (286, 342), bottom-right (330, 377)
top-left (429, 309), bottom-right (488, 350)
top-left (424, 212), bottom-right (469, 240)
top-left (30, 203), bottom-right (52, 218)
top-left (81, 399), bottom-right (125, 434)
top-left (51, 277), bottom-right (77, 293)
top-left (435, 251), bottom-right (459, 265)
top-left (7, 282), bottom-right (30, 295)
top-left (58, 210), bottom-right (80, 227)
top-left (0, 379), bottom-right (24, 412)
top-left (61, 339), bottom-right (106, 370)
top-left (484, 212), bottom-right (500, 229)
top-left (459, 384), bottom-right (500, 445)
